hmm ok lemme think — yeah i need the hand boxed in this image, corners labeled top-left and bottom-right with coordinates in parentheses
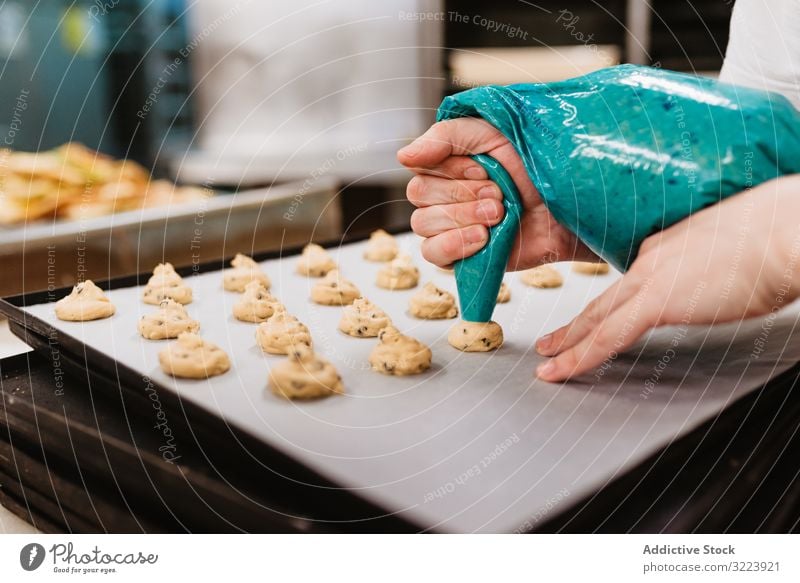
top-left (535, 176), bottom-right (800, 382)
top-left (397, 118), bottom-right (596, 269)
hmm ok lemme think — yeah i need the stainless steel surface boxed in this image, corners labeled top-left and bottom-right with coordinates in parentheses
top-left (22, 233), bottom-right (800, 532)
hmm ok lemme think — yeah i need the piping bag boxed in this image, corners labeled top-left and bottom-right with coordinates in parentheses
top-left (441, 65), bottom-right (800, 321)
top-left (454, 154), bottom-right (522, 323)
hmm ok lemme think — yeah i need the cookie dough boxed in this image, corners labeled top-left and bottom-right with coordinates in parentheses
top-left (233, 281), bottom-right (280, 323)
top-left (138, 299), bottom-right (200, 339)
top-left (223, 253), bottom-right (271, 292)
top-left (572, 261), bottom-right (610, 275)
top-left (363, 229), bottom-right (398, 262)
top-left (448, 320), bottom-right (504, 352)
top-left (310, 269), bottom-right (360, 306)
top-left (409, 282), bottom-right (458, 319)
top-left (55, 280), bottom-right (116, 321)
top-left (496, 282), bottom-right (511, 303)
top-left (158, 332), bottom-right (230, 378)
top-left (376, 253), bottom-right (419, 290)
top-left (268, 343), bottom-right (344, 400)
top-left (256, 305), bottom-right (313, 355)
top-left (338, 297), bottom-right (391, 337)
top-left (369, 326), bottom-right (432, 376)
top-left (296, 243), bottom-right (337, 277)
top-left (520, 265), bottom-right (563, 289)
top-left (142, 263), bottom-right (193, 305)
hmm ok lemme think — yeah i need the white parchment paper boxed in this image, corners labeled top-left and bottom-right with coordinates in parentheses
top-left (24, 233), bottom-right (800, 532)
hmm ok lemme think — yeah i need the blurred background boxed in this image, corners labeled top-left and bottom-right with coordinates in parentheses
top-left (0, 0), bottom-right (734, 295)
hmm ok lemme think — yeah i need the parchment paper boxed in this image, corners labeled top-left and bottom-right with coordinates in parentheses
top-left (24, 233), bottom-right (800, 532)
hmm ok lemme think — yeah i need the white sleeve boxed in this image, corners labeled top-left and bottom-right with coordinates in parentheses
top-left (720, 0), bottom-right (800, 109)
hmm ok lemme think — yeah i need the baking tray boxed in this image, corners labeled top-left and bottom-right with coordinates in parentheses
top-left (4, 349), bottom-right (799, 534)
top-left (3, 232), bottom-right (800, 532)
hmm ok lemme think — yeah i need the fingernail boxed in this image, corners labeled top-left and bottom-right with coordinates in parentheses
top-left (466, 226), bottom-right (487, 245)
top-left (464, 166), bottom-right (486, 180)
top-left (478, 185), bottom-right (499, 199)
top-left (399, 140), bottom-right (421, 158)
top-left (477, 199), bottom-right (499, 221)
top-left (537, 360), bottom-right (556, 378)
top-left (536, 334), bottom-right (552, 353)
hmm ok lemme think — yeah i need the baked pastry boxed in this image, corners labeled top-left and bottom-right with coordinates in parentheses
top-left (158, 332), bottom-right (230, 378)
top-left (268, 343), bottom-right (344, 400)
top-left (54, 280), bottom-right (115, 321)
top-left (296, 243), bottom-right (336, 277)
top-left (338, 297), bottom-right (391, 337)
top-left (223, 253), bottom-right (271, 292)
top-left (142, 262), bottom-right (193, 305)
top-left (448, 320), bottom-right (504, 352)
top-left (138, 299), bottom-right (199, 339)
top-left (519, 265), bottom-right (563, 289)
top-left (256, 305), bottom-right (313, 355)
top-left (363, 229), bottom-right (398, 262)
top-left (369, 325), bottom-right (432, 376)
top-left (375, 253), bottom-right (419, 290)
top-left (496, 282), bottom-right (511, 303)
top-left (233, 281), bottom-right (280, 323)
top-left (572, 261), bottom-right (610, 275)
top-left (408, 282), bottom-right (458, 319)
top-left (310, 269), bottom-right (360, 306)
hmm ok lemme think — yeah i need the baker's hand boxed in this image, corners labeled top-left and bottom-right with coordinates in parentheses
top-left (397, 118), bottom-right (595, 269)
top-left (535, 176), bottom-right (800, 382)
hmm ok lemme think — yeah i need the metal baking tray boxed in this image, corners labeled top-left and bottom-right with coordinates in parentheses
top-left (3, 232), bottom-right (800, 532)
top-left (0, 177), bottom-right (340, 297)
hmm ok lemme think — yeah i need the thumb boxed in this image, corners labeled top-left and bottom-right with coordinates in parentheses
top-left (397, 118), bottom-right (507, 168)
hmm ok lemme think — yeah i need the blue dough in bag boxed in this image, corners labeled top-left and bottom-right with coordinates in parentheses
top-left (437, 64), bottom-right (800, 271)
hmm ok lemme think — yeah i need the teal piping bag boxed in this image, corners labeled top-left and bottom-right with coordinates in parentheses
top-left (454, 154), bottom-right (522, 323)
top-left (437, 65), bottom-right (800, 272)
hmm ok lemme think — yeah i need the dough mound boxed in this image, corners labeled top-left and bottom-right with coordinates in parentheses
top-left (142, 263), bottom-right (193, 305)
top-left (159, 332), bottom-right (230, 378)
top-left (409, 282), bottom-right (458, 319)
top-left (369, 325), bottom-right (432, 376)
top-left (268, 343), bottom-right (344, 400)
top-left (256, 305), bottom-right (313, 355)
top-left (363, 229), bottom-right (398, 262)
top-left (572, 261), bottom-right (610, 275)
top-left (223, 253), bottom-right (271, 292)
top-left (496, 282), bottom-right (511, 303)
top-left (55, 280), bottom-right (116, 321)
top-left (138, 299), bottom-right (200, 339)
top-left (375, 253), bottom-right (419, 290)
top-left (310, 269), bottom-right (360, 306)
top-left (233, 280), bottom-right (281, 323)
top-left (520, 265), bottom-right (563, 289)
top-left (338, 297), bottom-right (391, 337)
top-left (448, 320), bottom-right (504, 352)
top-left (296, 243), bottom-right (337, 277)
